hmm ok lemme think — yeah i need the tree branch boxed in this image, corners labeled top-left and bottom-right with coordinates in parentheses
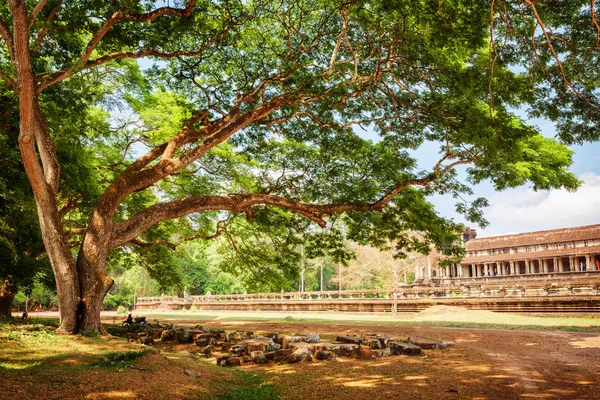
top-left (29, 0), bottom-right (48, 28)
top-left (0, 18), bottom-right (15, 62)
top-left (36, 0), bottom-right (197, 91)
top-left (32, 0), bottom-right (62, 48)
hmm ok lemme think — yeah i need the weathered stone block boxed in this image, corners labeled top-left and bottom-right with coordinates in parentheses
top-left (351, 345), bottom-right (375, 360)
top-left (139, 336), bottom-right (154, 345)
top-left (217, 356), bottom-right (241, 367)
top-left (373, 347), bottom-right (391, 358)
top-left (195, 337), bottom-right (216, 347)
top-left (388, 341), bottom-right (422, 356)
top-left (245, 336), bottom-right (281, 353)
top-left (336, 335), bottom-right (365, 345)
top-left (315, 350), bottom-right (335, 361)
top-left (250, 351), bottom-right (268, 364)
top-left (286, 347), bottom-right (312, 363)
top-left (407, 336), bottom-right (439, 350)
top-left (229, 344), bottom-right (246, 356)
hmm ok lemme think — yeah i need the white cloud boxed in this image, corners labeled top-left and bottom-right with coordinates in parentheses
top-left (478, 172), bottom-right (600, 237)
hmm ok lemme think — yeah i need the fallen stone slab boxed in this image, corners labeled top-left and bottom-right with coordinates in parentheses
top-left (250, 351), bottom-right (268, 364)
top-left (217, 356), bottom-right (242, 367)
top-left (439, 341), bottom-right (455, 350)
top-left (229, 344), bottom-right (246, 356)
top-left (407, 336), bottom-right (440, 350)
top-left (315, 350), bottom-right (335, 361)
top-left (312, 341), bottom-right (359, 357)
top-left (227, 331), bottom-right (253, 341)
top-left (265, 348), bottom-right (294, 361)
top-left (351, 345), bottom-right (376, 360)
top-left (182, 370), bottom-right (201, 377)
top-left (286, 346), bottom-right (312, 363)
top-left (373, 347), bottom-right (391, 358)
top-left (195, 336), bottom-right (216, 347)
top-left (293, 333), bottom-right (320, 343)
top-left (388, 341), bottom-right (422, 356)
top-left (335, 335), bottom-right (365, 345)
top-left (245, 336), bottom-right (281, 353)
top-left (139, 336), bottom-right (154, 345)
top-left (362, 333), bottom-right (391, 348)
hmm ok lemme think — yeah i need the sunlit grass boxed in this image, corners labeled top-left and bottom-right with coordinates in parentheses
top-left (138, 307), bottom-right (600, 333)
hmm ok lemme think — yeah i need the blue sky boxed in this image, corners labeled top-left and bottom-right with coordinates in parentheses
top-left (423, 115), bottom-right (600, 237)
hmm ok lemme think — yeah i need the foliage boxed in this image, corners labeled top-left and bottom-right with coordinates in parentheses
top-left (116, 305), bottom-right (128, 315)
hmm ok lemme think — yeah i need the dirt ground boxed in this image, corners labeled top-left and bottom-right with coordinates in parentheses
top-left (2, 310), bottom-right (600, 399)
top-left (184, 320), bottom-right (600, 400)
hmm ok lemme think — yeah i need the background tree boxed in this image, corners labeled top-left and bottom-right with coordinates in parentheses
top-left (0, 0), bottom-right (596, 333)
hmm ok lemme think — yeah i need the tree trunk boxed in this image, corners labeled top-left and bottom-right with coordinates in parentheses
top-left (76, 215), bottom-right (115, 333)
top-left (0, 280), bottom-right (18, 317)
top-left (10, 0), bottom-right (81, 334)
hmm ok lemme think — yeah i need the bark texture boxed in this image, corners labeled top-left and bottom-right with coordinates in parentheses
top-left (0, 280), bottom-right (17, 317)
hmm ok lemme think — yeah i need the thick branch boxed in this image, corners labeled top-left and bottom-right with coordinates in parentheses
top-left (34, 102), bottom-right (60, 193)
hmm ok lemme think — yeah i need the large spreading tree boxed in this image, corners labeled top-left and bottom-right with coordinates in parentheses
top-left (0, 0), bottom-right (598, 333)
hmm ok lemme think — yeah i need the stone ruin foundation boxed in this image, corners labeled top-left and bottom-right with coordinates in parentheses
top-left (112, 323), bottom-right (454, 367)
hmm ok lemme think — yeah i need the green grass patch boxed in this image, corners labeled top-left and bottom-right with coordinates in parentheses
top-left (140, 308), bottom-right (600, 333)
top-left (217, 370), bottom-right (278, 400)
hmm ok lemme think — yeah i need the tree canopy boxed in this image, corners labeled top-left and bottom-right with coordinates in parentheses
top-left (0, 0), bottom-right (598, 332)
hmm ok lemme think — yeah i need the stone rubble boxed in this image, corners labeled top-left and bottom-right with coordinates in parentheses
top-left (109, 322), bottom-right (454, 367)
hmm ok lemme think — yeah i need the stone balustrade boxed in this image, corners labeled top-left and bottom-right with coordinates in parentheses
top-left (135, 272), bottom-right (600, 312)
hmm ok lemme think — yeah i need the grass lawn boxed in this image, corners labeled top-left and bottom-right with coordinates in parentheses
top-left (136, 305), bottom-right (600, 333)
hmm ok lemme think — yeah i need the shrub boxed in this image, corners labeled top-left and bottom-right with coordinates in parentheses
top-left (189, 305), bottom-right (197, 312)
top-left (116, 305), bottom-right (128, 315)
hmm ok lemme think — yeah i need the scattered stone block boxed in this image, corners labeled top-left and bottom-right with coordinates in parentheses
top-left (217, 356), bottom-right (242, 367)
top-left (286, 346), bottom-right (312, 363)
top-left (229, 344), bottom-right (246, 356)
top-left (314, 342), bottom-right (359, 357)
top-left (160, 330), bottom-right (173, 342)
top-left (195, 337), bottom-right (216, 347)
top-left (439, 341), bottom-right (454, 350)
top-left (227, 331), bottom-right (248, 341)
top-left (362, 333), bottom-right (391, 348)
top-left (279, 335), bottom-right (308, 349)
top-left (407, 336), bottom-right (439, 350)
top-left (388, 341), bottom-right (422, 356)
top-left (373, 347), bottom-right (391, 358)
top-left (352, 345), bottom-right (376, 360)
top-left (336, 335), bottom-right (365, 345)
top-left (245, 336), bottom-right (281, 353)
top-left (182, 370), bottom-right (201, 377)
top-left (315, 350), bottom-right (335, 361)
top-left (250, 351), bottom-right (268, 364)
top-left (139, 336), bottom-right (154, 345)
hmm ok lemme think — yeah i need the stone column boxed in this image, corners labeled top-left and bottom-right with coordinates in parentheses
top-left (586, 255), bottom-right (592, 271)
top-left (510, 261), bottom-right (515, 275)
top-left (427, 257), bottom-right (432, 278)
top-left (524, 259), bottom-right (530, 274)
top-left (557, 257), bottom-right (563, 273)
top-left (542, 259), bottom-right (548, 273)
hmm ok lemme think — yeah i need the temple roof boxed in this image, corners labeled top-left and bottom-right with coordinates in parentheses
top-left (462, 245), bottom-right (600, 264)
top-left (465, 224), bottom-right (600, 252)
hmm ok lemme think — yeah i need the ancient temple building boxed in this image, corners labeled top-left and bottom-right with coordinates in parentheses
top-left (415, 224), bottom-right (600, 280)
